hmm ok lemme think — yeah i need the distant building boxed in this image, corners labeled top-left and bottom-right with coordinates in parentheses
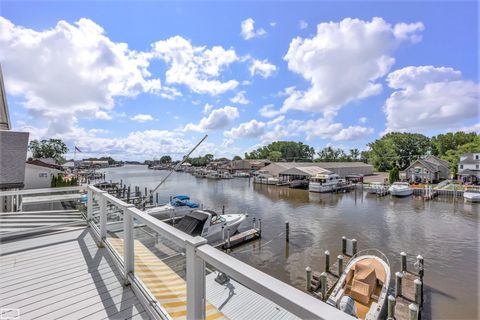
top-left (405, 155), bottom-right (451, 183)
top-left (24, 159), bottom-right (63, 189)
top-left (257, 162), bottom-right (373, 179)
top-left (458, 153), bottom-right (480, 184)
top-left (228, 160), bottom-right (252, 174)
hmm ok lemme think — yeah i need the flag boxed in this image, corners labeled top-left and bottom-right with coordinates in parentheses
top-left (75, 146), bottom-right (82, 153)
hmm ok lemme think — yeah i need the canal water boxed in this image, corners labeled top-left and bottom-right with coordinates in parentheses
top-left (101, 165), bottom-right (478, 320)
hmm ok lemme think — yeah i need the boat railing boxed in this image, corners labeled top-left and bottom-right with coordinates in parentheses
top-left (87, 185), bottom-right (353, 320)
top-left (349, 248), bottom-right (391, 269)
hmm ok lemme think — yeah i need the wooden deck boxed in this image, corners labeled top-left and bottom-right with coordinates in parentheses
top-left (0, 227), bottom-right (150, 320)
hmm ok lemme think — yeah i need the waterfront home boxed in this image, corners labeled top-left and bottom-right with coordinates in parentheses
top-left (258, 162), bottom-right (373, 180)
top-left (458, 152), bottom-right (480, 184)
top-left (24, 159), bottom-right (62, 189)
top-left (405, 155), bottom-right (450, 183)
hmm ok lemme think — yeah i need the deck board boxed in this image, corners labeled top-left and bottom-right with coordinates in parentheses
top-left (0, 227), bottom-right (151, 320)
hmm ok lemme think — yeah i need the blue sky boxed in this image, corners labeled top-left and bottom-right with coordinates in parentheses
top-left (1, 1), bottom-right (478, 160)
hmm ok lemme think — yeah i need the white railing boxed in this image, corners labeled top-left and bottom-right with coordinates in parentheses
top-left (87, 185), bottom-right (352, 320)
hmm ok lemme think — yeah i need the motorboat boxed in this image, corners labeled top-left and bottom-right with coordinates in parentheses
top-left (206, 170), bottom-right (222, 179)
top-left (364, 183), bottom-right (388, 195)
top-left (388, 182), bottom-right (413, 197)
top-left (253, 172), bottom-right (279, 185)
top-left (144, 195), bottom-right (199, 219)
top-left (327, 249), bottom-right (391, 320)
top-left (221, 172), bottom-right (233, 179)
top-left (463, 188), bottom-right (480, 202)
top-left (175, 209), bottom-right (246, 242)
top-left (234, 172), bottom-right (250, 178)
top-left (309, 172), bottom-right (341, 193)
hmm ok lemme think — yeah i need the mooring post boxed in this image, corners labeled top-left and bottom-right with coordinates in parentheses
top-left (144, 187), bottom-right (147, 197)
top-left (320, 272), bottom-right (327, 300)
top-left (401, 251), bottom-right (407, 272)
top-left (352, 238), bottom-right (357, 255)
top-left (222, 225), bottom-right (225, 241)
top-left (409, 303), bottom-right (419, 320)
top-left (253, 217), bottom-right (256, 229)
top-left (222, 205), bottom-right (225, 214)
top-left (416, 254), bottom-right (424, 278)
top-left (337, 255), bottom-right (344, 276)
top-left (325, 250), bottom-right (330, 273)
top-left (120, 179), bottom-right (123, 188)
top-left (306, 267), bottom-right (312, 291)
top-left (285, 221), bottom-right (290, 242)
top-left (156, 193), bottom-right (158, 204)
top-left (227, 228), bottom-right (231, 249)
top-left (341, 236), bottom-right (347, 255)
top-left (414, 278), bottom-right (422, 307)
top-left (259, 218), bottom-right (262, 236)
top-left (127, 186), bottom-right (131, 202)
top-left (170, 195), bottom-right (173, 202)
top-left (387, 295), bottom-right (396, 320)
top-left (395, 272), bottom-right (403, 297)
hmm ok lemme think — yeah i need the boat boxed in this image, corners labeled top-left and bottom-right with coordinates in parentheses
top-left (253, 171), bottom-right (279, 185)
top-left (463, 188), bottom-right (480, 202)
top-left (144, 195), bottom-right (199, 219)
top-left (206, 170), bottom-right (222, 179)
top-left (289, 180), bottom-right (309, 189)
top-left (221, 172), bottom-right (233, 179)
top-left (175, 209), bottom-right (246, 242)
top-left (234, 172), bottom-right (250, 178)
top-left (327, 249), bottom-right (391, 320)
top-left (388, 182), bottom-right (413, 197)
top-left (364, 183), bottom-right (388, 195)
top-left (309, 172), bottom-right (341, 193)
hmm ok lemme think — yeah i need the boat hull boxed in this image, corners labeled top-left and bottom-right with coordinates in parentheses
top-left (464, 192), bottom-right (480, 202)
top-left (389, 189), bottom-right (413, 197)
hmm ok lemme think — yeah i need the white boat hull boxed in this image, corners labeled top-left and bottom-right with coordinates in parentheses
top-left (309, 182), bottom-right (337, 193)
top-left (203, 214), bottom-right (246, 242)
top-left (464, 192), bottom-right (480, 202)
top-left (389, 188), bottom-right (413, 197)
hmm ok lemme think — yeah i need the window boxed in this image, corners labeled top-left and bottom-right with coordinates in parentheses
top-left (476, 155), bottom-right (479, 160)
top-left (477, 164), bottom-right (479, 169)
top-left (39, 173), bottom-right (48, 178)
top-left (460, 165), bottom-right (464, 169)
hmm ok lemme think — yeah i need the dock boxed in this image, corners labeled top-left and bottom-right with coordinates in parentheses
top-left (215, 228), bottom-right (261, 250)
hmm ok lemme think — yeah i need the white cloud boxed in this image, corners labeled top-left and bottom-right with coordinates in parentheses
top-left (282, 17), bottom-right (424, 114)
top-left (249, 58), bottom-right (277, 78)
top-left (458, 123), bottom-right (480, 133)
top-left (131, 114), bottom-right (154, 122)
top-left (299, 20), bottom-right (308, 29)
top-left (224, 119), bottom-right (266, 139)
top-left (384, 66), bottom-right (480, 132)
top-left (0, 17), bottom-right (161, 135)
top-left (151, 36), bottom-right (238, 95)
top-left (230, 91), bottom-right (250, 104)
top-left (224, 116), bottom-right (292, 143)
top-left (240, 18), bottom-right (266, 40)
top-left (259, 104), bottom-right (282, 118)
top-left (203, 103), bottom-right (214, 114)
top-left (332, 126), bottom-right (374, 141)
top-left (359, 117), bottom-right (368, 124)
top-left (270, 22), bottom-right (277, 27)
top-left (95, 111), bottom-right (112, 120)
top-left (184, 106), bottom-right (239, 132)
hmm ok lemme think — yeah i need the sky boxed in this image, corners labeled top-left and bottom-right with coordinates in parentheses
top-left (0, 1), bottom-right (479, 160)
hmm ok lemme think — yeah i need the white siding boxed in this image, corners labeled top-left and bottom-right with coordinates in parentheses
top-left (24, 164), bottom-right (60, 189)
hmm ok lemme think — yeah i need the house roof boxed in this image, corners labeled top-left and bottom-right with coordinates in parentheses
top-left (280, 166), bottom-right (331, 176)
top-left (406, 156), bottom-right (451, 172)
top-left (460, 153), bottom-right (480, 164)
top-left (424, 155), bottom-right (450, 168)
top-left (26, 159), bottom-right (63, 171)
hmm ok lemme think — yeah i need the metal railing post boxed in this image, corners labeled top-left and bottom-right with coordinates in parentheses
top-left (99, 194), bottom-right (107, 247)
top-left (123, 204), bottom-right (135, 285)
top-left (186, 236), bottom-right (208, 320)
top-left (87, 188), bottom-right (93, 222)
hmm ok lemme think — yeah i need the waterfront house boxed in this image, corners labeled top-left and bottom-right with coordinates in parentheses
top-left (24, 159), bottom-right (63, 189)
top-left (458, 152), bottom-right (480, 184)
top-left (258, 162), bottom-right (373, 179)
top-left (405, 155), bottom-right (450, 183)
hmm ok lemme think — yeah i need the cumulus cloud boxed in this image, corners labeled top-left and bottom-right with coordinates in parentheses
top-left (240, 18), bottom-right (266, 40)
top-left (95, 111), bottom-right (112, 120)
top-left (249, 58), bottom-right (277, 78)
top-left (259, 104), bottom-right (282, 118)
top-left (131, 114), bottom-right (154, 122)
top-left (359, 117), bottom-right (368, 124)
top-left (224, 116), bottom-right (292, 143)
top-left (384, 66), bottom-right (480, 132)
top-left (333, 126), bottom-right (374, 141)
top-left (184, 106), bottom-right (239, 132)
top-left (151, 36), bottom-right (239, 95)
top-left (0, 17), bottom-right (161, 135)
top-left (230, 91), bottom-right (250, 104)
top-left (224, 119), bottom-right (266, 139)
top-left (282, 17), bottom-right (424, 114)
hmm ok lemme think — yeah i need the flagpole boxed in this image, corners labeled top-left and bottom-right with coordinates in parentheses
top-left (73, 145), bottom-right (77, 182)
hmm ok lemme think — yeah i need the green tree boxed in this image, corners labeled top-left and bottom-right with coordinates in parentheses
top-left (232, 155), bottom-right (242, 161)
top-left (160, 155), bottom-right (172, 164)
top-left (431, 132), bottom-right (477, 156)
top-left (442, 135), bottom-right (480, 176)
top-left (389, 167), bottom-right (400, 184)
top-left (349, 149), bottom-right (360, 161)
top-left (315, 147), bottom-right (347, 162)
top-left (245, 141), bottom-right (315, 161)
top-left (28, 139), bottom-right (68, 164)
top-left (268, 151), bottom-right (283, 161)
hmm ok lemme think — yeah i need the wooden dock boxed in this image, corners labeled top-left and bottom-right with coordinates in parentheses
top-left (214, 228), bottom-right (261, 250)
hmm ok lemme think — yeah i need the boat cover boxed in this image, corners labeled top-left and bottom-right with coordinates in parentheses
top-left (175, 211), bottom-right (208, 236)
top-left (173, 195), bottom-right (190, 201)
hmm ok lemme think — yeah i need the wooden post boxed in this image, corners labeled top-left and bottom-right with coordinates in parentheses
top-left (416, 255), bottom-right (424, 278)
top-left (285, 221), bottom-right (290, 242)
top-left (320, 272), bottom-right (327, 300)
top-left (222, 225), bottom-right (225, 241)
top-left (222, 205), bottom-right (225, 214)
top-left (227, 228), bottom-right (231, 249)
top-left (337, 255), bottom-right (344, 276)
top-left (259, 218), bottom-right (262, 236)
top-left (352, 239), bottom-right (357, 255)
top-left (409, 303), bottom-right (419, 320)
top-left (325, 250), bottom-right (330, 273)
top-left (341, 236), bottom-right (347, 255)
top-left (253, 217), bottom-right (256, 229)
top-left (387, 295), bottom-right (396, 320)
top-left (144, 187), bottom-right (147, 197)
top-left (401, 252), bottom-right (407, 272)
top-left (395, 272), bottom-right (403, 297)
top-left (414, 279), bottom-right (422, 307)
top-left (306, 267), bottom-right (312, 291)
top-left (156, 192), bottom-right (159, 204)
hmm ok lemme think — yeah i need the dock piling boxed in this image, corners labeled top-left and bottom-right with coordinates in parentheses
top-left (337, 255), bottom-right (344, 276)
top-left (416, 255), bottom-right (424, 277)
top-left (285, 221), bottom-right (290, 242)
top-left (259, 218), bottom-right (262, 235)
top-left (222, 205), bottom-right (225, 214)
top-left (409, 303), bottom-right (419, 320)
top-left (306, 267), bottom-right (312, 291)
top-left (387, 295), bottom-right (396, 320)
top-left (352, 238), bottom-right (357, 255)
top-left (341, 236), bottom-right (347, 255)
top-left (401, 251), bottom-right (407, 272)
top-left (320, 272), bottom-right (327, 300)
top-left (227, 228), bottom-right (231, 249)
top-left (395, 272), bottom-right (403, 297)
top-left (156, 193), bottom-right (158, 204)
top-left (414, 279), bottom-right (422, 307)
top-left (324, 250), bottom-right (330, 273)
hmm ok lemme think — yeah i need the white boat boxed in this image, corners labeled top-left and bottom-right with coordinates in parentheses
top-left (234, 172), bottom-right (250, 178)
top-left (144, 195), bottom-right (199, 219)
top-left (309, 172), bottom-right (341, 193)
top-left (253, 171), bottom-right (279, 185)
top-left (463, 188), bottom-right (480, 202)
top-left (221, 172), bottom-right (233, 179)
top-left (388, 182), bottom-right (413, 197)
top-left (206, 170), bottom-right (222, 179)
top-left (365, 184), bottom-right (388, 195)
top-left (327, 249), bottom-right (391, 320)
top-left (175, 209), bottom-right (246, 242)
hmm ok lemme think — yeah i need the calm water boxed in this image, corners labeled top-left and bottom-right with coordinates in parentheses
top-left (101, 165), bottom-right (479, 320)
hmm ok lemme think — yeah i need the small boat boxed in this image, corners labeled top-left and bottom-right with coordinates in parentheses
top-left (365, 184), bottom-right (389, 195)
top-left (234, 172), bottom-right (250, 178)
top-left (221, 172), bottom-right (233, 179)
top-left (144, 195), bottom-right (199, 219)
top-left (253, 172), bottom-right (279, 185)
top-left (309, 172), bottom-right (341, 193)
top-left (327, 249), bottom-right (391, 320)
top-left (175, 209), bottom-right (246, 242)
top-left (388, 182), bottom-right (413, 197)
top-left (289, 180), bottom-right (309, 189)
top-left (463, 188), bottom-right (480, 202)
top-left (206, 170), bottom-right (222, 179)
